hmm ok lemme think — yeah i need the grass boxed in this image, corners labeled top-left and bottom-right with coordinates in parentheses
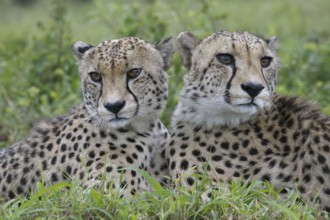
top-left (0, 0), bottom-right (330, 218)
top-left (1, 174), bottom-right (326, 219)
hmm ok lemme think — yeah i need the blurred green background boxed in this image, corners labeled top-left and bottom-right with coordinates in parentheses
top-left (0, 0), bottom-right (329, 147)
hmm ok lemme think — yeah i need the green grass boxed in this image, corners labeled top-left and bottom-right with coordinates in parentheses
top-left (1, 174), bottom-right (326, 219)
top-left (0, 0), bottom-right (330, 218)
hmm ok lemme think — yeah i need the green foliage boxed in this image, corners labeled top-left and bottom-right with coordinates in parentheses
top-left (0, 173), bottom-right (326, 219)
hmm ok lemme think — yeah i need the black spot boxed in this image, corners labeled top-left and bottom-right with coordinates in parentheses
top-left (268, 159), bottom-right (276, 168)
top-left (73, 143), bottom-right (79, 151)
top-left (86, 160), bottom-right (93, 167)
top-left (323, 145), bottom-right (330, 152)
top-left (170, 148), bottom-right (176, 156)
top-left (126, 137), bottom-right (136, 143)
top-left (249, 148), bottom-right (258, 155)
top-left (303, 174), bottom-right (311, 183)
top-left (61, 144), bottom-right (67, 152)
top-left (100, 131), bottom-right (107, 138)
top-left (279, 161), bottom-right (288, 169)
top-left (51, 173), bottom-right (58, 182)
top-left (207, 145), bottom-right (216, 153)
top-left (283, 175), bottom-right (292, 182)
top-left (253, 167), bottom-right (261, 175)
top-left (279, 136), bottom-right (287, 143)
top-left (135, 145), bottom-right (144, 152)
top-left (179, 152), bottom-right (186, 157)
top-left (242, 140), bottom-right (249, 148)
top-left (109, 133), bottom-right (118, 140)
top-left (51, 156), bottom-right (57, 165)
top-left (239, 156), bottom-right (247, 161)
top-left (216, 168), bottom-right (225, 174)
top-left (106, 166), bottom-right (113, 173)
top-left (186, 177), bottom-right (195, 186)
top-left (8, 191), bottom-right (15, 199)
top-left (23, 167), bottom-right (30, 174)
top-left (126, 156), bottom-right (134, 164)
top-left (38, 151), bottom-right (45, 158)
top-left (180, 144), bottom-right (188, 150)
top-left (31, 142), bottom-right (38, 148)
top-left (314, 136), bottom-right (320, 144)
top-left (170, 161), bottom-right (176, 170)
top-left (212, 155), bottom-right (222, 161)
top-left (42, 136), bottom-right (50, 143)
top-left (16, 186), bottom-right (23, 195)
top-left (66, 133), bottom-right (72, 140)
top-left (232, 143), bottom-right (239, 150)
top-left (192, 150), bottom-right (201, 157)
top-left (69, 152), bottom-right (75, 159)
top-left (322, 165), bottom-right (330, 174)
top-left (61, 155), bottom-right (66, 163)
top-left (42, 160), bottom-right (48, 170)
top-left (20, 177), bottom-right (27, 185)
top-left (261, 174), bottom-right (271, 182)
top-left (47, 143), bottom-right (53, 151)
top-left (318, 154), bottom-right (326, 164)
top-left (286, 118), bottom-right (294, 128)
top-left (6, 174), bottom-right (12, 184)
top-left (224, 160), bottom-right (232, 168)
top-left (214, 132), bottom-right (222, 138)
top-left (180, 160), bottom-right (189, 170)
top-left (66, 166), bottom-right (72, 175)
top-left (220, 142), bottom-right (229, 150)
top-left (317, 176), bottom-right (324, 184)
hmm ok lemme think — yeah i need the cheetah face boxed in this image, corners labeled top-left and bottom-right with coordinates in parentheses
top-left (176, 31), bottom-right (279, 127)
top-left (72, 37), bottom-right (174, 128)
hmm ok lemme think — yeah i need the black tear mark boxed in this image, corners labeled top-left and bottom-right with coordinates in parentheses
top-left (126, 77), bottom-right (139, 116)
top-left (224, 62), bottom-right (237, 104)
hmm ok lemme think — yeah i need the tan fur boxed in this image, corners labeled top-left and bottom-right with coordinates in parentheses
top-left (167, 30), bottom-right (330, 211)
top-left (0, 37), bottom-right (174, 199)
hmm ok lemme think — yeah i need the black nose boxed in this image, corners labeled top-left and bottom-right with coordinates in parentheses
top-left (241, 83), bottom-right (264, 98)
top-left (103, 101), bottom-right (126, 114)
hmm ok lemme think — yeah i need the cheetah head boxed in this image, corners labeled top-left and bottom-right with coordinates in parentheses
top-left (72, 37), bottom-right (174, 129)
top-left (175, 31), bottom-right (279, 128)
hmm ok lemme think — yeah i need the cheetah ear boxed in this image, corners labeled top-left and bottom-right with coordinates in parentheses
top-left (155, 37), bottom-right (175, 71)
top-left (72, 41), bottom-right (94, 61)
top-left (176, 31), bottom-right (201, 69)
top-left (266, 36), bottom-right (278, 51)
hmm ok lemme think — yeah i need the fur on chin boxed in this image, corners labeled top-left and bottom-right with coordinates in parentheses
top-left (172, 102), bottom-right (262, 128)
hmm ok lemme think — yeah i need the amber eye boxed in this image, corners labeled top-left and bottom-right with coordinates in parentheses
top-left (127, 68), bottom-right (141, 79)
top-left (260, 57), bottom-right (272, 68)
top-left (89, 72), bottom-right (102, 82)
top-left (216, 53), bottom-right (235, 65)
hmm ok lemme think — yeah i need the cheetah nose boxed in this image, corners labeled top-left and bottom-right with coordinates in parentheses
top-left (103, 100), bottom-right (126, 114)
top-left (241, 82), bottom-right (264, 98)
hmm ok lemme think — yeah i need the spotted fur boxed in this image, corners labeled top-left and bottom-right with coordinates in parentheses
top-left (166, 30), bottom-right (330, 211)
top-left (0, 36), bottom-right (174, 199)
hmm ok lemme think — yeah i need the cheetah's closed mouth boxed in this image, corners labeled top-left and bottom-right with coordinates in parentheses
top-left (237, 102), bottom-right (257, 107)
top-left (110, 117), bottom-right (128, 122)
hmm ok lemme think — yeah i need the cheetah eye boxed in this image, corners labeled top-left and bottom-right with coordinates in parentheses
top-left (260, 57), bottom-right (272, 68)
top-left (216, 53), bottom-right (235, 65)
top-left (127, 68), bottom-right (141, 79)
top-left (89, 72), bottom-right (102, 83)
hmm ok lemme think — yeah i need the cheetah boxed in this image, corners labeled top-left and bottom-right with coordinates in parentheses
top-left (166, 30), bottom-right (330, 211)
top-left (0, 36), bottom-right (174, 199)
